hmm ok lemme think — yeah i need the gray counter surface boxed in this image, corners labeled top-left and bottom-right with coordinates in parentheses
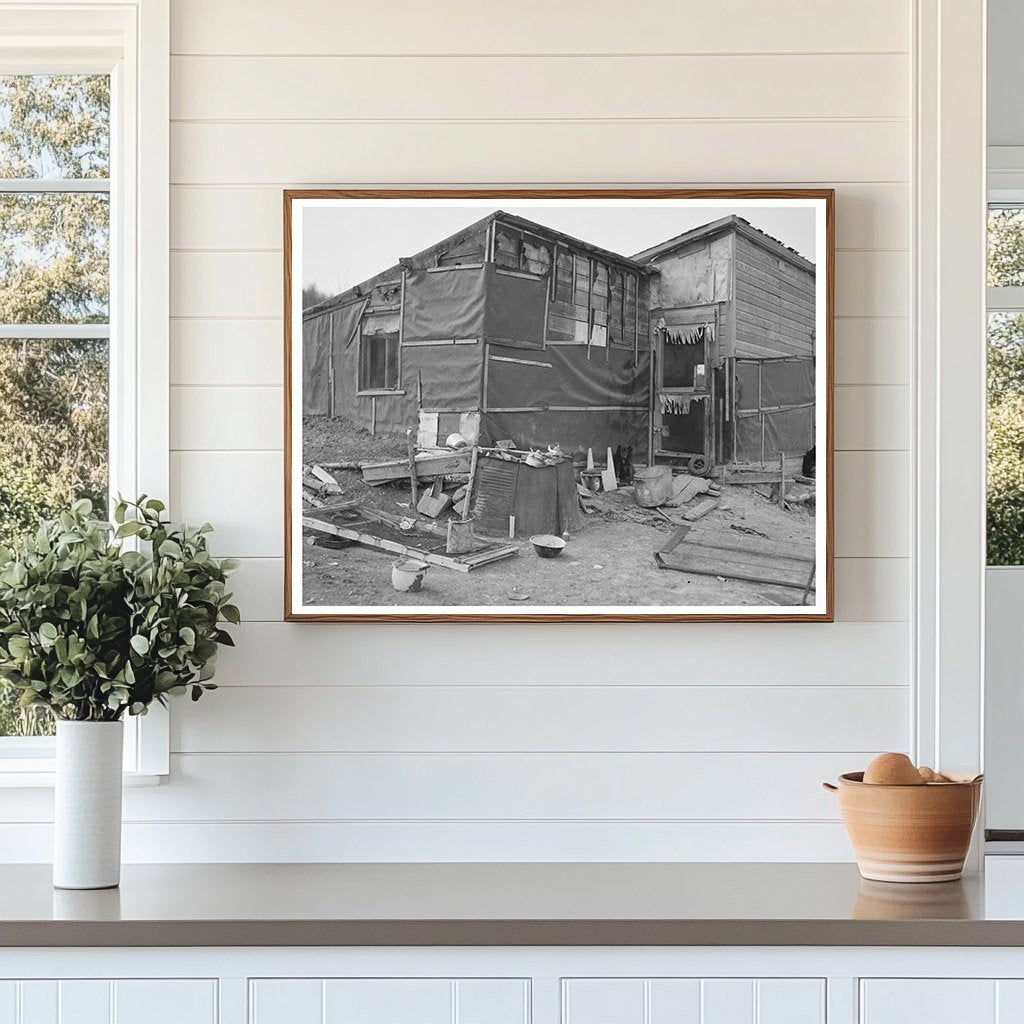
top-left (0, 861), bottom-right (1017, 947)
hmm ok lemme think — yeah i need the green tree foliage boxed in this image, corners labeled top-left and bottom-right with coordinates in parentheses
top-left (0, 75), bottom-right (111, 734)
top-left (987, 207), bottom-right (1024, 564)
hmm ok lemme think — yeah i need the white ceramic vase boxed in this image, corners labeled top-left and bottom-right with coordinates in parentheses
top-left (53, 720), bottom-right (124, 890)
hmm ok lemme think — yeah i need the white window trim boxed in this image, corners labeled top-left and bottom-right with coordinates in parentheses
top-left (914, 0), bottom-right (987, 810)
top-left (0, 0), bottom-right (169, 783)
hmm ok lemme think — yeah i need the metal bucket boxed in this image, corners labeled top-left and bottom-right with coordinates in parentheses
top-left (633, 465), bottom-right (673, 507)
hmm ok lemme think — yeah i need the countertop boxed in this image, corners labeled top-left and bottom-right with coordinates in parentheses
top-left (6, 861), bottom-right (1024, 947)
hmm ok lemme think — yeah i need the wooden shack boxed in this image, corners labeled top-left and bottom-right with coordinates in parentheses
top-left (632, 215), bottom-right (817, 473)
top-left (301, 211), bottom-right (654, 460)
top-left (302, 211), bottom-right (817, 475)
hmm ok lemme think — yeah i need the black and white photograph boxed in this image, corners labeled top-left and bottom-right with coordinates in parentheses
top-left (285, 191), bottom-right (833, 621)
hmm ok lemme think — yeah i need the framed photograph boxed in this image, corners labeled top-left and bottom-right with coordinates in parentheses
top-left (284, 189), bottom-right (833, 622)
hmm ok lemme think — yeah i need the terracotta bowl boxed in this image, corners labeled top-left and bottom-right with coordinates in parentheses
top-left (823, 772), bottom-right (983, 883)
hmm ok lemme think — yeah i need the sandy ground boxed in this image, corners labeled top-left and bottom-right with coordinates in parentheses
top-left (299, 420), bottom-right (818, 609)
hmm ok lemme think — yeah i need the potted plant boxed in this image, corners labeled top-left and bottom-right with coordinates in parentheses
top-left (0, 497), bottom-right (239, 889)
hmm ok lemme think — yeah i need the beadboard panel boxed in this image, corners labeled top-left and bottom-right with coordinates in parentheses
top-left (169, 0), bottom-right (910, 56)
top-left (0, 820), bottom-right (855, 863)
top-left (0, 980), bottom-right (218, 1024)
top-left (169, 248), bottom-right (908, 320)
top-left (170, 685), bottom-right (909, 754)
top-left (169, 183), bottom-right (909, 252)
top-left (563, 978), bottom-right (826, 1024)
top-left (170, 120), bottom-right (909, 186)
top-left (169, 450), bottom-right (908, 559)
top-left (226, 556), bottom-right (909, 623)
top-left (171, 54), bottom-right (908, 122)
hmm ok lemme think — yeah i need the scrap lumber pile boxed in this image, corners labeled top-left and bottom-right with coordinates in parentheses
top-left (302, 464), bottom-right (359, 510)
top-left (304, 506), bottom-right (517, 574)
top-left (654, 521), bottom-right (815, 598)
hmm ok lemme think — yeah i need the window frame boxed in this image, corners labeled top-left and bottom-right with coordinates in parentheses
top-left (0, 0), bottom-right (170, 783)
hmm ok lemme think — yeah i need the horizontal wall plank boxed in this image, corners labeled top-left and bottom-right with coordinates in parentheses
top-left (834, 318), bottom-right (909, 385)
top-left (171, 451), bottom-right (283, 556)
top-left (171, 184), bottom-right (910, 252)
top-left (171, 684), bottom-right (909, 754)
top-left (834, 385), bottom-right (910, 451)
top-left (171, 54), bottom-right (909, 121)
top-left (833, 557), bottom-right (910, 622)
top-left (171, 249), bottom-right (909, 320)
top-left (834, 451), bottom-right (910, 558)
top-left (170, 0), bottom-right (909, 56)
top-left (170, 121), bottom-right (910, 185)
top-left (230, 557), bottom-right (909, 623)
top-left (835, 250), bottom-right (909, 318)
top-left (228, 558), bottom-right (284, 620)
top-left (116, 752), bottom-right (861, 821)
top-left (0, 820), bottom-right (857, 863)
top-left (171, 252), bottom-right (280, 317)
top-left (171, 385), bottom-right (282, 450)
top-left (211, 621), bottom-right (910, 687)
top-left (171, 319), bottom-right (283, 386)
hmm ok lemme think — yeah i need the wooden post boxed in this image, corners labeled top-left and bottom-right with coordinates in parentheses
top-left (463, 445), bottom-right (480, 521)
top-left (777, 451), bottom-right (786, 507)
top-left (406, 429), bottom-right (418, 509)
top-left (328, 311), bottom-right (336, 419)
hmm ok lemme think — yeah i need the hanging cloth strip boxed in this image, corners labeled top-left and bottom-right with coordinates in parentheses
top-left (660, 393), bottom-right (708, 416)
top-left (662, 323), bottom-right (714, 346)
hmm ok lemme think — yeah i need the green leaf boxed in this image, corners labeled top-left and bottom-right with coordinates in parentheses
top-left (39, 622), bottom-right (58, 641)
top-left (130, 634), bottom-right (150, 656)
top-left (220, 604), bottom-right (240, 625)
top-left (158, 539), bottom-right (182, 559)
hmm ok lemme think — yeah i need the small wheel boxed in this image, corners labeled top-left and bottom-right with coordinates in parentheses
top-left (687, 456), bottom-right (710, 476)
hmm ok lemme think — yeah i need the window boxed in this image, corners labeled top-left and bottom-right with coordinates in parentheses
top-left (986, 206), bottom-right (1024, 565)
top-left (359, 328), bottom-right (399, 392)
top-left (0, 75), bottom-right (111, 742)
top-left (0, 3), bottom-right (169, 777)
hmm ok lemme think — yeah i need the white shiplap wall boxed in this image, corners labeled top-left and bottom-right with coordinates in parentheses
top-left (2, 0), bottom-right (915, 862)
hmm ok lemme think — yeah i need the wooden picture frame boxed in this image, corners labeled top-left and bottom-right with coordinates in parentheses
top-left (284, 189), bottom-right (834, 622)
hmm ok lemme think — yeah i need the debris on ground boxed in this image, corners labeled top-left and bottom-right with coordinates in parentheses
top-left (300, 414), bottom-right (817, 607)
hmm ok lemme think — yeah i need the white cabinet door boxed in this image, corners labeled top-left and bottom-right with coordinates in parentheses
top-left (861, 980), bottom-right (1024, 1024)
top-left (562, 978), bottom-right (825, 1024)
top-left (249, 978), bottom-right (529, 1024)
top-left (0, 980), bottom-right (217, 1024)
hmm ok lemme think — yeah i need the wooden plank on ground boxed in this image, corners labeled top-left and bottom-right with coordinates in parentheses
top-left (655, 524), bottom-right (690, 555)
top-left (655, 542), bottom-right (813, 590)
top-left (685, 527), bottom-right (814, 563)
top-left (303, 516), bottom-right (516, 573)
top-left (681, 497), bottom-right (719, 522)
top-left (361, 450), bottom-right (472, 484)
